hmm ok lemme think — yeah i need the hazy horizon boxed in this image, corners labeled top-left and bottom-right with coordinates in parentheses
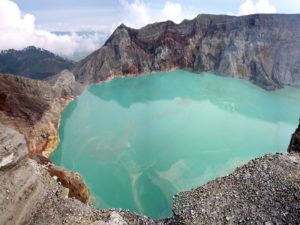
top-left (1, 0), bottom-right (299, 59)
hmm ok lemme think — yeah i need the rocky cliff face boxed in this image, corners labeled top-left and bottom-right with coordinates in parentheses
top-left (73, 14), bottom-right (300, 90)
top-left (0, 73), bottom-right (74, 156)
top-left (288, 120), bottom-right (300, 153)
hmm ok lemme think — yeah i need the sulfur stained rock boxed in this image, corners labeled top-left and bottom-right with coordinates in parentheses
top-left (0, 73), bottom-right (73, 156)
top-left (73, 14), bottom-right (300, 91)
top-left (31, 153), bottom-right (91, 204)
top-left (47, 164), bottom-right (92, 204)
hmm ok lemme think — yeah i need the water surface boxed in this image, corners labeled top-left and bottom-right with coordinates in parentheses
top-left (50, 70), bottom-right (300, 219)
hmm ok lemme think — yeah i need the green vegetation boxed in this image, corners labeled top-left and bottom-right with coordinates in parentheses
top-left (0, 46), bottom-right (74, 79)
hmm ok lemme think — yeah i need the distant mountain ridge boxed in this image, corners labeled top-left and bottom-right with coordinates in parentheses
top-left (0, 46), bottom-right (74, 80)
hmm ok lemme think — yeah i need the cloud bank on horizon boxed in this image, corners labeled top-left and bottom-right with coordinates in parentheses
top-left (0, 0), bottom-right (106, 56)
top-left (0, 0), bottom-right (277, 57)
top-left (119, 0), bottom-right (194, 28)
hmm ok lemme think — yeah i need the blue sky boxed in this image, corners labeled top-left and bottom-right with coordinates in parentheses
top-left (12, 0), bottom-right (300, 32)
top-left (0, 0), bottom-right (299, 57)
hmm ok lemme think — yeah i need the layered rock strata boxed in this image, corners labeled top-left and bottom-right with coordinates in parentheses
top-left (72, 14), bottom-right (300, 90)
top-left (0, 73), bottom-right (74, 156)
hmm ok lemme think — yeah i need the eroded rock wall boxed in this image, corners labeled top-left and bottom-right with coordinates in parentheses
top-left (0, 73), bottom-right (73, 156)
top-left (73, 14), bottom-right (300, 90)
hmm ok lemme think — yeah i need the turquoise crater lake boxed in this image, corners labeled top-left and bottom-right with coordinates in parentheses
top-left (50, 70), bottom-right (300, 219)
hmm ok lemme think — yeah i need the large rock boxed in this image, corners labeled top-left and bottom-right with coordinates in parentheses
top-left (0, 124), bottom-right (27, 169)
top-left (0, 125), bottom-right (50, 225)
top-left (73, 14), bottom-right (300, 90)
top-left (288, 120), bottom-right (300, 153)
top-left (46, 69), bottom-right (86, 97)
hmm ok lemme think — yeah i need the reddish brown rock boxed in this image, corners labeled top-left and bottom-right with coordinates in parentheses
top-left (0, 73), bottom-right (72, 156)
top-left (31, 153), bottom-right (91, 204)
top-left (73, 14), bottom-right (300, 91)
top-left (47, 164), bottom-right (91, 204)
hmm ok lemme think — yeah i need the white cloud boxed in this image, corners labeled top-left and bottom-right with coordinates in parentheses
top-left (119, 0), bottom-right (150, 28)
top-left (161, 2), bottom-right (184, 24)
top-left (159, 2), bottom-right (197, 24)
top-left (0, 0), bottom-right (196, 57)
top-left (239, 0), bottom-right (256, 15)
top-left (238, 0), bottom-right (277, 15)
top-left (0, 0), bottom-right (103, 56)
top-left (255, 0), bottom-right (277, 13)
top-left (119, 0), bottom-right (196, 28)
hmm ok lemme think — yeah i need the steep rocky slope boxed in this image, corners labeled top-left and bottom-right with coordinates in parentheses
top-left (288, 120), bottom-right (300, 153)
top-left (0, 46), bottom-right (74, 79)
top-left (0, 73), bottom-right (75, 156)
top-left (73, 14), bottom-right (300, 90)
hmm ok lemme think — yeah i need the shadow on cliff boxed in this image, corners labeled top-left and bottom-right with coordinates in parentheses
top-left (87, 70), bottom-right (300, 125)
